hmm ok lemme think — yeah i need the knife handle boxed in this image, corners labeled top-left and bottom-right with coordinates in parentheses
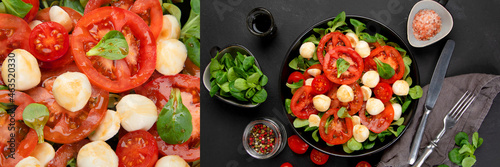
top-left (413, 141), bottom-right (437, 167)
top-left (409, 108), bottom-right (431, 165)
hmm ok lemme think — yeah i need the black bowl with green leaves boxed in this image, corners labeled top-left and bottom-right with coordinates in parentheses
top-left (279, 15), bottom-right (420, 157)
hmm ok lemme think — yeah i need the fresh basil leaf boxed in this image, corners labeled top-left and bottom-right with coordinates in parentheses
top-left (449, 148), bottom-right (465, 165)
top-left (210, 58), bottom-right (224, 76)
top-left (347, 138), bottom-right (362, 151)
top-left (396, 125), bottom-right (405, 136)
top-left (163, 3), bottom-right (181, 22)
top-left (405, 76), bottom-right (413, 86)
top-left (303, 34), bottom-right (319, 45)
top-left (327, 11), bottom-right (346, 32)
top-left (477, 137), bottom-right (483, 148)
top-left (337, 107), bottom-right (351, 119)
top-left (458, 144), bottom-right (474, 155)
top-left (374, 57), bottom-right (395, 79)
top-left (313, 28), bottom-right (327, 37)
top-left (437, 165), bottom-right (449, 167)
top-left (242, 56), bottom-right (255, 71)
top-left (67, 158), bottom-right (76, 167)
top-left (363, 140), bottom-right (375, 150)
top-left (245, 88), bottom-right (256, 99)
top-left (402, 98), bottom-right (411, 114)
top-left (233, 66), bottom-right (248, 78)
top-left (324, 115), bottom-right (333, 134)
top-left (259, 75), bottom-right (268, 86)
top-left (219, 82), bottom-right (230, 93)
top-left (0, 85), bottom-right (9, 90)
top-left (350, 18), bottom-right (365, 36)
top-left (190, 0), bottom-right (200, 14)
top-left (306, 57), bottom-right (320, 65)
top-left (23, 103), bottom-right (49, 143)
top-left (286, 80), bottom-right (304, 89)
top-left (246, 72), bottom-right (261, 85)
top-left (343, 143), bottom-right (354, 153)
top-left (2, 0), bottom-right (33, 19)
top-left (391, 117), bottom-right (404, 126)
top-left (289, 57), bottom-right (300, 70)
top-left (336, 58), bottom-right (350, 78)
top-left (455, 132), bottom-right (469, 146)
top-left (251, 89), bottom-right (267, 103)
top-left (230, 91), bottom-right (247, 102)
top-left (312, 129), bottom-right (319, 142)
top-left (387, 126), bottom-right (398, 136)
top-left (180, 9), bottom-right (200, 39)
top-left (377, 130), bottom-right (392, 142)
top-left (227, 67), bottom-right (238, 82)
top-left (305, 126), bottom-right (318, 132)
top-left (369, 132), bottom-right (378, 141)
top-left (233, 78), bottom-right (249, 91)
top-left (60, 0), bottom-right (84, 14)
top-left (209, 80), bottom-right (219, 97)
top-left (0, 3), bottom-right (6, 13)
top-left (215, 72), bottom-right (227, 85)
top-left (403, 57), bottom-right (412, 66)
top-left (222, 53), bottom-right (233, 70)
top-left (293, 118), bottom-right (309, 128)
top-left (375, 33), bottom-right (388, 46)
top-left (157, 89), bottom-right (193, 144)
top-left (461, 157), bottom-right (476, 167)
top-left (472, 132), bottom-right (479, 148)
top-left (236, 52), bottom-right (245, 63)
top-left (359, 33), bottom-right (377, 43)
top-left (184, 37), bottom-right (200, 67)
top-left (409, 86), bottom-right (423, 99)
top-left (86, 30), bottom-right (129, 60)
top-left (285, 99), bottom-right (295, 117)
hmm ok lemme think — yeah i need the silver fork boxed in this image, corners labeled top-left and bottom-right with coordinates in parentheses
top-left (413, 91), bottom-right (477, 167)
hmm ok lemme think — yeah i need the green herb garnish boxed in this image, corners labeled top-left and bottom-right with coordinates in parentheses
top-left (157, 88), bottom-right (193, 144)
top-left (374, 57), bottom-right (395, 79)
top-left (23, 103), bottom-right (49, 143)
top-left (86, 30), bottom-right (129, 60)
top-left (336, 58), bottom-right (350, 78)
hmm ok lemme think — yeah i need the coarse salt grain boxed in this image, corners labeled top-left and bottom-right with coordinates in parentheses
top-left (412, 9), bottom-right (442, 41)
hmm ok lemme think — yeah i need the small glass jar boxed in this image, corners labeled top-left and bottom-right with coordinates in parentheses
top-left (246, 7), bottom-right (277, 39)
top-left (242, 117), bottom-right (286, 159)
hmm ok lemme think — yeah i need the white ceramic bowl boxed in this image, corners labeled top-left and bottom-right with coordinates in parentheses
top-left (407, 0), bottom-right (453, 48)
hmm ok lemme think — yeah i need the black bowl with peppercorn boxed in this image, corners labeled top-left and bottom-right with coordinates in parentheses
top-left (242, 117), bottom-right (287, 159)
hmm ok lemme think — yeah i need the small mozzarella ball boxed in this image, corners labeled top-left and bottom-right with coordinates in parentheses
top-left (366, 98), bottom-right (385, 115)
top-left (345, 32), bottom-right (359, 47)
top-left (355, 41), bottom-right (371, 58)
top-left (299, 42), bottom-right (315, 59)
top-left (313, 94), bottom-right (331, 112)
top-left (353, 125), bottom-right (369, 142)
top-left (308, 114), bottom-right (321, 127)
top-left (89, 110), bottom-right (120, 141)
top-left (77, 141), bottom-right (118, 167)
top-left (2, 49), bottom-right (41, 91)
top-left (49, 6), bottom-right (72, 32)
top-left (117, 94), bottom-right (158, 132)
top-left (28, 20), bottom-right (43, 30)
top-left (156, 39), bottom-right (187, 75)
top-left (360, 86), bottom-right (372, 101)
top-left (393, 80), bottom-right (410, 96)
top-left (15, 156), bottom-right (42, 167)
top-left (392, 103), bottom-right (402, 121)
top-left (29, 142), bottom-right (55, 166)
top-left (351, 116), bottom-right (361, 126)
top-left (305, 78), bottom-right (314, 86)
top-left (307, 69), bottom-right (321, 78)
top-left (155, 155), bottom-right (189, 167)
top-left (52, 72), bottom-right (92, 112)
top-left (337, 85), bottom-right (354, 103)
top-left (157, 15), bottom-right (181, 40)
top-left (362, 71), bottom-right (380, 88)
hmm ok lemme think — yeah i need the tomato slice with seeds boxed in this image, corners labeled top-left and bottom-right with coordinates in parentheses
top-left (29, 22), bottom-right (69, 62)
top-left (319, 108), bottom-right (353, 145)
top-left (84, 0), bottom-right (163, 39)
top-left (34, 6), bottom-right (83, 33)
top-left (290, 86), bottom-right (319, 119)
top-left (148, 125), bottom-right (200, 162)
top-left (310, 149), bottom-right (329, 165)
top-left (359, 102), bottom-right (394, 133)
top-left (116, 130), bottom-right (158, 167)
top-left (0, 13), bottom-right (31, 65)
top-left (323, 46), bottom-right (364, 85)
top-left (364, 45), bottom-right (405, 84)
top-left (38, 35), bottom-right (75, 69)
top-left (327, 83), bottom-right (364, 115)
top-left (72, 7), bottom-right (156, 93)
top-left (311, 75), bottom-right (331, 94)
top-left (317, 32), bottom-right (352, 65)
top-left (47, 139), bottom-right (90, 167)
top-left (373, 82), bottom-right (393, 103)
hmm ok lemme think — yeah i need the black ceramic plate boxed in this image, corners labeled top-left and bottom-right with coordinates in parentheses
top-left (279, 15), bottom-right (420, 157)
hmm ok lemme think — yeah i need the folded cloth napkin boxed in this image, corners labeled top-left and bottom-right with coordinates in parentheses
top-left (378, 73), bottom-right (500, 167)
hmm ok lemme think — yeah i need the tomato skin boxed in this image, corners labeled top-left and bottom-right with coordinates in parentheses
top-left (47, 139), bottom-right (90, 167)
top-left (290, 86), bottom-right (319, 119)
top-left (0, 90), bottom-right (35, 121)
top-left (287, 71), bottom-right (305, 84)
top-left (359, 102), bottom-right (394, 133)
top-left (319, 108), bottom-right (353, 145)
top-left (287, 135), bottom-right (309, 154)
top-left (356, 161), bottom-right (372, 167)
top-left (29, 22), bottom-right (69, 62)
top-left (327, 83), bottom-right (364, 115)
top-left (364, 45), bottom-right (405, 84)
top-left (281, 162), bottom-right (293, 167)
top-left (0, 13), bottom-right (31, 65)
top-left (38, 35), bottom-right (75, 69)
top-left (34, 6), bottom-right (83, 33)
top-left (116, 130), bottom-right (158, 167)
top-left (148, 125), bottom-right (200, 162)
top-left (373, 83), bottom-right (393, 103)
top-left (310, 149), bottom-right (329, 165)
top-left (317, 32), bottom-right (352, 65)
top-left (1, 129), bottom-right (37, 167)
top-left (323, 46), bottom-right (364, 85)
top-left (302, 63), bottom-right (323, 79)
top-left (22, 0), bottom-right (39, 22)
top-left (311, 75), bottom-right (331, 94)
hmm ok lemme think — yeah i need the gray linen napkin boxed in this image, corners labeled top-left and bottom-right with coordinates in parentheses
top-left (378, 73), bottom-right (500, 167)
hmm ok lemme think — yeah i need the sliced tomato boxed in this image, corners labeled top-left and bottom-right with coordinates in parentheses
top-left (29, 22), bottom-right (69, 62)
top-left (311, 75), bottom-right (331, 94)
top-left (319, 108), bottom-right (353, 145)
top-left (359, 102), bottom-right (394, 133)
top-left (22, 0), bottom-right (39, 23)
top-left (38, 35), bottom-right (75, 69)
top-left (302, 63), bottom-right (323, 79)
top-left (0, 90), bottom-right (35, 121)
top-left (327, 83), bottom-right (364, 115)
top-left (116, 130), bottom-right (158, 167)
top-left (323, 46), bottom-right (364, 85)
top-left (148, 125), bottom-right (200, 162)
top-left (310, 149), bottom-right (329, 165)
top-left (364, 45), bottom-right (405, 84)
top-left (84, 0), bottom-right (163, 39)
top-left (34, 6), bottom-right (83, 33)
top-left (316, 32), bottom-right (352, 65)
top-left (0, 14), bottom-right (31, 65)
top-left (72, 7), bottom-right (156, 93)
top-left (290, 86), bottom-right (318, 119)
top-left (46, 139), bottom-right (90, 167)
top-left (374, 83), bottom-right (393, 103)
top-left (0, 122), bottom-right (37, 167)
top-left (356, 161), bottom-right (372, 167)
top-left (287, 135), bottom-right (309, 154)
top-left (287, 71), bottom-right (305, 84)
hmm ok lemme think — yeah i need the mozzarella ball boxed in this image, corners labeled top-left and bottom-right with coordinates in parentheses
top-left (392, 103), bottom-right (402, 121)
top-left (360, 86), bottom-right (372, 101)
top-left (355, 41), bottom-right (371, 58)
top-left (353, 125), bottom-right (369, 142)
top-left (52, 72), bottom-right (92, 112)
top-left (393, 80), bottom-right (410, 96)
top-left (351, 115), bottom-right (361, 126)
top-left (362, 71), bottom-right (380, 88)
top-left (308, 114), bottom-right (321, 127)
top-left (77, 141), bottom-right (118, 167)
top-left (28, 20), bottom-right (43, 30)
top-left (337, 85), bottom-right (354, 103)
top-left (307, 68), bottom-right (321, 78)
top-left (366, 98), bottom-right (385, 115)
top-left (313, 94), bottom-right (331, 112)
top-left (89, 110), bottom-right (121, 141)
top-left (49, 6), bottom-right (72, 32)
top-left (157, 15), bottom-right (181, 40)
top-left (156, 39), bottom-right (187, 75)
top-left (29, 142), bottom-right (55, 166)
top-left (116, 94), bottom-right (158, 132)
top-left (345, 32), bottom-right (359, 47)
top-left (2, 49), bottom-right (41, 91)
top-left (15, 156), bottom-right (42, 167)
top-left (299, 42), bottom-right (315, 59)
top-left (305, 78), bottom-right (314, 86)
top-left (155, 155), bottom-right (189, 167)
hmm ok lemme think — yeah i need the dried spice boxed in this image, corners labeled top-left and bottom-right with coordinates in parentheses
top-left (248, 123), bottom-right (276, 155)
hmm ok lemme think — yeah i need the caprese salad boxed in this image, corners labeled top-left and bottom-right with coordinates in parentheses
top-left (0, 0), bottom-right (200, 166)
top-left (285, 12), bottom-right (423, 153)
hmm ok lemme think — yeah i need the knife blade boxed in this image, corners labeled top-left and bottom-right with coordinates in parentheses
top-left (408, 39), bottom-right (455, 165)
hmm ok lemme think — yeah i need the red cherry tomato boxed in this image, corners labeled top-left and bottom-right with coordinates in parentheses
top-left (34, 6), bottom-right (83, 33)
top-left (21, 0), bottom-right (39, 22)
top-left (47, 139), bottom-right (90, 167)
top-left (319, 108), bottom-right (353, 145)
top-left (374, 83), bottom-right (393, 103)
top-left (310, 149), bottom-right (329, 165)
top-left (311, 75), bottom-right (331, 94)
top-left (302, 63), bottom-right (323, 79)
top-left (0, 14), bottom-right (31, 64)
top-left (287, 135), bottom-right (309, 154)
top-left (359, 102), bottom-right (394, 133)
top-left (356, 161), bottom-right (372, 167)
top-left (317, 32), bottom-right (352, 65)
top-left (290, 86), bottom-right (319, 119)
top-left (116, 130), bottom-right (159, 167)
top-left (29, 22), bottom-right (69, 62)
top-left (364, 46), bottom-right (405, 84)
top-left (287, 71), bottom-right (306, 84)
top-left (323, 46), bottom-right (364, 85)
top-left (281, 162), bottom-right (293, 167)
top-left (327, 83), bottom-right (364, 115)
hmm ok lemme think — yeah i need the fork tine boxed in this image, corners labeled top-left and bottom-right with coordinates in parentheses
top-left (447, 91), bottom-right (470, 117)
top-left (455, 94), bottom-right (476, 121)
top-left (451, 92), bottom-right (474, 118)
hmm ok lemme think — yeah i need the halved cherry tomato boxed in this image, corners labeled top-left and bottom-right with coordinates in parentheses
top-left (319, 108), bottom-right (353, 145)
top-left (310, 149), bottom-right (329, 165)
top-left (29, 22), bottom-right (69, 62)
top-left (0, 113), bottom-right (37, 167)
top-left (317, 32), bottom-right (352, 65)
top-left (290, 86), bottom-right (319, 119)
top-left (84, 0), bottom-right (163, 39)
top-left (72, 7), bottom-right (156, 93)
top-left (148, 125), bottom-right (200, 162)
top-left (287, 71), bottom-right (305, 84)
top-left (21, 0), bottom-right (39, 23)
top-left (374, 83), bottom-right (393, 103)
top-left (116, 130), bottom-right (158, 167)
top-left (364, 45), bottom-right (405, 84)
top-left (311, 75), bottom-right (331, 94)
top-left (0, 14), bottom-right (31, 64)
top-left (38, 35), bottom-right (75, 69)
top-left (359, 102), bottom-right (394, 133)
top-left (302, 63), bottom-right (323, 79)
top-left (281, 162), bottom-right (293, 167)
top-left (356, 161), bottom-right (372, 167)
top-left (323, 46), bottom-right (364, 85)
top-left (327, 83), bottom-right (364, 115)
top-left (287, 135), bottom-right (309, 154)
top-left (47, 139), bottom-right (90, 167)
top-left (34, 6), bottom-right (83, 33)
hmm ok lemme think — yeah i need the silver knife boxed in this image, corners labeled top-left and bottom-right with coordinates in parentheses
top-left (408, 39), bottom-right (455, 165)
